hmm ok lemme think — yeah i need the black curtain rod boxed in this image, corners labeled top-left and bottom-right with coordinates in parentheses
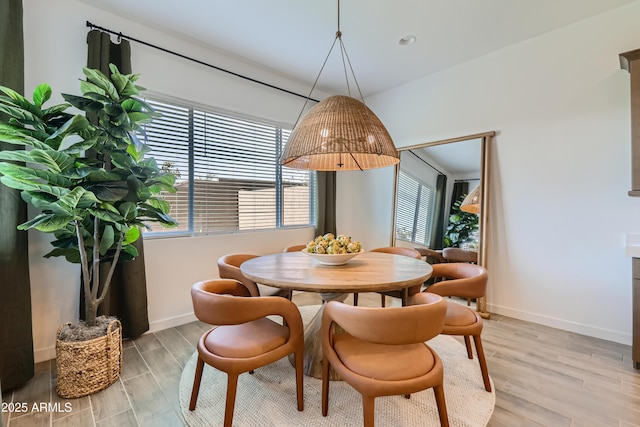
top-left (409, 150), bottom-right (445, 176)
top-left (455, 178), bottom-right (479, 182)
top-left (86, 21), bottom-right (320, 103)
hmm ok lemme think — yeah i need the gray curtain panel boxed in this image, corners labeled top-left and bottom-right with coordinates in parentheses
top-left (0, 0), bottom-right (34, 392)
top-left (315, 171), bottom-right (337, 236)
top-left (81, 30), bottom-right (149, 338)
top-left (450, 181), bottom-right (469, 214)
top-left (429, 174), bottom-right (448, 250)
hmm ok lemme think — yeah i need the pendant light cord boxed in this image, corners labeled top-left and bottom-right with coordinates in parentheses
top-left (292, 0), bottom-right (369, 127)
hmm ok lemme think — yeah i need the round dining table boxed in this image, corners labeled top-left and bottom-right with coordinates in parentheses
top-left (240, 251), bottom-right (432, 379)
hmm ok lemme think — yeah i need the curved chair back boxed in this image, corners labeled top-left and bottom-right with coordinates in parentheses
top-left (189, 279), bottom-right (305, 424)
top-left (324, 293), bottom-right (446, 345)
top-left (415, 247), bottom-right (447, 264)
top-left (321, 293), bottom-right (450, 426)
top-left (283, 244), bottom-right (307, 253)
top-left (217, 254), bottom-right (261, 296)
top-left (442, 247), bottom-right (478, 264)
top-left (369, 246), bottom-right (422, 259)
top-left (192, 279), bottom-right (301, 327)
top-left (427, 263), bottom-right (488, 300)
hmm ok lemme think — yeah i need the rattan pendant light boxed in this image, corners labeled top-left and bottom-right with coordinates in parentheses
top-left (279, 0), bottom-right (399, 171)
top-left (460, 184), bottom-right (481, 214)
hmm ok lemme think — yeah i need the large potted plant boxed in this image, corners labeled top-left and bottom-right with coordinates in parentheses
top-left (444, 194), bottom-right (479, 248)
top-left (0, 65), bottom-right (177, 397)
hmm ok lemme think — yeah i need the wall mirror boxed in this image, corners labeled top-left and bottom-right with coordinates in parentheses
top-left (390, 131), bottom-right (494, 315)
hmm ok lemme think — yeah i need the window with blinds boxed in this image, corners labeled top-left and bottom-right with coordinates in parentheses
top-left (139, 97), bottom-right (313, 236)
top-left (395, 171), bottom-right (434, 246)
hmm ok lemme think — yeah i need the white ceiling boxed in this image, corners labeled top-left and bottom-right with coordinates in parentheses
top-left (79, 0), bottom-right (636, 97)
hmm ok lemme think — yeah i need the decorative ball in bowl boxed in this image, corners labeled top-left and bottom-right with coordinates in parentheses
top-left (303, 233), bottom-right (364, 266)
top-left (303, 249), bottom-right (364, 266)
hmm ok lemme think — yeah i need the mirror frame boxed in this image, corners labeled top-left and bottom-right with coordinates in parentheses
top-left (390, 131), bottom-right (494, 315)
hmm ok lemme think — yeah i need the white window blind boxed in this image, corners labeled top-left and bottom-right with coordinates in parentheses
top-left (140, 97), bottom-right (312, 236)
top-left (395, 171), bottom-right (434, 246)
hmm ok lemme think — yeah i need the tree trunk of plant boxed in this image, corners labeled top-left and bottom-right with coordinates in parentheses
top-left (76, 219), bottom-right (126, 327)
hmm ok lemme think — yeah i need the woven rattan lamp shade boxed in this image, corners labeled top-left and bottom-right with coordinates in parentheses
top-left (460, 184), bottom-right (481, 214)
top-left (280, 95), bottom-right (399, 171)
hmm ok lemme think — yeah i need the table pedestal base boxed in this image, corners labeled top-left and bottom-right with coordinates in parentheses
top-left (289, 293), bottom-right (347, 380)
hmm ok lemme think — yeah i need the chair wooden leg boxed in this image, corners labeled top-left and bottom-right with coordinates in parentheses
top-left (381, 294), bottom-right (386, 307)
top-left (401, 288), bottom-right (409, 306)
top-left (189, 356), bottom-right (205, 411)
top-left (464, 335), bottom-right (473, 359)
top-left (224, 374), bottom-right (239, 427)
top-left (294, 350), bottom-right (304, 411)
top-left (433, 384), bottom-right (449, 427)
top-left (473, 334), bottom-right (492, 392)
top-left (362, 396), bottom-right (375, 427)
top-left (322, 357), bottom-right (330, 416)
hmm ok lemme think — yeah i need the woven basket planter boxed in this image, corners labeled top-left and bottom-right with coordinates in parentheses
top-left (55, 319), bottom-right (122, 399)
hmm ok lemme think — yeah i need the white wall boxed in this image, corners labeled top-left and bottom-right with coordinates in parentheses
top-left (338, 2), bottom-right (640, 344)
top-left (22, 0), bottom-right (320, 362)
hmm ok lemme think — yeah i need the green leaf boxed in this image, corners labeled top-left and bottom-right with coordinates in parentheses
top-left (61, 94), bottom-right (103, 112)
top-left (0, 85), bottom-right (29, 104)
top-left (82, 67), bottom-right (119, 100)
top-left (42, 103), bottom-right (71, 118)
top-left (23, 193), bottom-right (73, 215)
top-left (57, 187), bottom-right (87, 211)
top-left (0, 175), bottom-right (70, 198)
top-left (110, 71), bottom-right (129, 95)
top-left (123, 226), bottom-right (140, 244)
top-left (87, 207), bottom-right (124, 223)
top-left (99, 225), bottom-right (115, 255)
top-left (88, 181), bottom-right (129, 201)
top-left (76, 190), bottom-right (100, 208)
top-left (80, 80), bottom-right (107, 98)
top-left (29, 149), bottom-right (74, 173)
top-left (33, 84), bottom-right (52, 108)
top-left (43, 247), bottom-right (81, 264)
top-left (0, 162), bottom-right (73, 187)
top-left (99, 202), bottom-right (120, 215)
top-left (0, 150), bottom-right (34, 163)
top-left (18, 213), bottom-right (75, 232)
top-left (146, 197), bottom-right (171, 214)
top-left (0, 103), bottom-right (42, 125)
top-left (48, 114), bottom-right (91, 141)
top-left (121, 243), bottom-right (139, 259)
top-left (87, 169), bottom-right (122, 182)
top-left (118, 202), bottom-right (138, 220)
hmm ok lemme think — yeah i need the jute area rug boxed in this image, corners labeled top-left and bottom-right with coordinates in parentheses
top-left (179, 305), bottom-right (495, 427)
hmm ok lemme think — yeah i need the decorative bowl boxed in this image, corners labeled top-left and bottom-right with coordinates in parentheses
top-left (302, 249), bottom-right (364, 266)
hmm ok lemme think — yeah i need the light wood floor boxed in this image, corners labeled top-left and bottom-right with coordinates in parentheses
top-left (3, 292), bottom-right (639, 426)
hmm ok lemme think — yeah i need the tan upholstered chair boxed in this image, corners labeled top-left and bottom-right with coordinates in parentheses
top-left (416, 263), bottom-right (491, 392)
top-left (189, 279), bottom-right (304, 426)
top-left (283, 244), bottom-right (307, 253)
top-left (218, 253), bottom-right (292, 299)
top-left (321, 293), bottom-right (449, 427)
top-left (415, 247), bottom-right (447, 264)
top-left (442, 247), bottom-right (478, 264)
top-left (368, 247), bottom-right (423, 307)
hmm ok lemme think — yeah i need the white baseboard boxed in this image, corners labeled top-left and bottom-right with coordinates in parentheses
top-left (487, 303), bottom-right (632, 346)
top-left (34, 346), bottom-right (56, 364)
top-left (148, 312), bottom-right (198, 333)
top-left (33, 312), bottom-right (198, 364)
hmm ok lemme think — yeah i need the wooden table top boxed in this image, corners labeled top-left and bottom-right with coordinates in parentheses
top-left (240, 251), bottom-right (432, 293)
